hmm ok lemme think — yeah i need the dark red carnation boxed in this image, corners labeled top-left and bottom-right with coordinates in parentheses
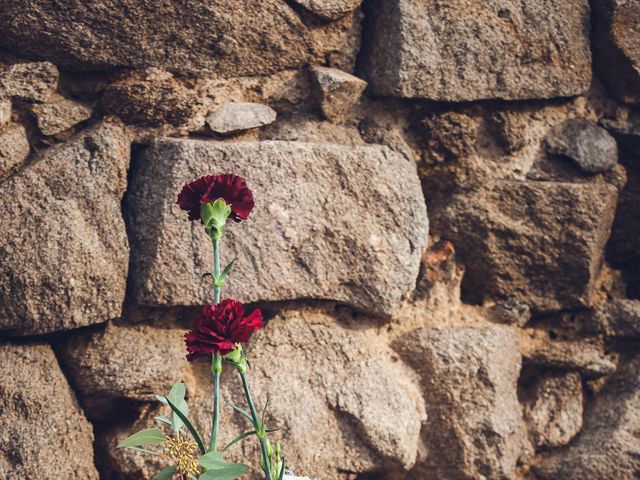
top-left (184, 299), bottom-right (263, 360)
top-left (176, 174), bottom-right (254, 223)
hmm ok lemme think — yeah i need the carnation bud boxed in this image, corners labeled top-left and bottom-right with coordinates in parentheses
top-left (265, 438), bottom-right (273, 457)
top-left (224, 344), bottom-right (247, 374)
top-left (211, 352), bottom-right (222, 374)
top-left (201, 198), bottom-right (232, 241)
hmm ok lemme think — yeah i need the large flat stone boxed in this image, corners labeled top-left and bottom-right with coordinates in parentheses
top-left (395, 325), bottom-right (530, 479)
top-left (126, 139), bottom-right (428, 316)
top-left (0, 121), bottom-right (130, 335)
top-left (57, 323), bottom-right (189, 420)
top-left (225, 310), bottom-right (426, 477)
top-left (0, 343), bottom-right (98, 479)
top-left (432, 180), bottom-right (619, 312)
top-left (362, 0), bottom-right (591, 101)
top-left (0, 1), bottom-right (345, 76)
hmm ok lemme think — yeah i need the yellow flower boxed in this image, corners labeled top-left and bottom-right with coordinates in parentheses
top-left (163, 433), bottom-right (200, 478)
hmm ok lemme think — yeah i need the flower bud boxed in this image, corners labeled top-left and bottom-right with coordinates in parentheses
top-left (223, 345), bottom-right (247, 374)
top-left (201, 198), bottom-right (232, 241)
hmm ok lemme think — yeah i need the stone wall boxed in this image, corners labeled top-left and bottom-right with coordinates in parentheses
top-left (0, 1), bottom-right (639, 479)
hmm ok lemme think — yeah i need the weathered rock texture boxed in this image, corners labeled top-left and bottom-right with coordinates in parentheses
top-left (58, 323), bottom-right (189, 420)
top-left (0, 121), bottom-right (130, 335)
top-left (311, 66), bottom-right (367, 121)
top-left (397, 325), bottom-right (530, 480)
top-left (0, 61), bottom-right (58, 102)
top-left (593, 0), bottom-right (640, 104)
top-left (0, 2), bottom-right (638, 479)
top-left (535, 355), bottom-right (640, 479)
top-left (206, 102), bottom-right (277, 134)
top-left (127, 139), bottom-right (428, 316)
top-left (544, 119), bottom-right (618, 174)
top-left (363, 0), bottom-right (592, 101)
top-left (433, 180), bottom-right (619, 312)
top-left (0, 343), bottom-right (99, 479)
top-left (523, 372), bottom-right (583, 449)
top-left (0, 123), bottom-right (29, 180)
top-left (0, 1), bottom-right (354, 76)
top-left (31, 95), bottom-right (92, 135)
top-left (231, 310), bottom-right (427, 478)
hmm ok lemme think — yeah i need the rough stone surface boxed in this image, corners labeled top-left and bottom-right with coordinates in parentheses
top-left (0, 61), bottom-right (58, 102)
top-left (362, 0), bottom-right (592, 101)
top-left (0, 99), bottom-right (10, 126)
top-left (58, 323), bottom-right (189, 420)
top-left (593, 0), bottom-right (640, 104)
top-left (523, 372), bottom-right (583, 449)
top-left (231, 310), bottom-right (427, 477)
top-left (0, 123), bottom-right (29, 180)
top-left (535, 355), bottom-right (640, 479)
top-left (583, 299), bottom-right (640, 337)
top-left (96, 404), bottom-right (168, 480)
top-left (311, 66), bottom-right (367, 121)
top-left (0, 343), bottom-right (99, 479)
top-left (432, 180), bottom-right (619, 312)
top-left (486, 300), bottom-right (531, 327)
top-left (544, 119), bottom-right (619, 174)
top-left (293, 0), bottom-right (362, 19)
top-left (206, 102), bottom-right (277, 134)
top-left (0, 121), bottom-right (130, 335)
top-left (0, 1), bottom-right (346, 77)
top-left (31, 95), bottom-right (92, 135)
top-left (127, 139), bottom-right (428, 317)
top-left (101, 69), bottom-right (204, 128)
top-left (396, 325), bottom-right (530, 480)
top-left (520, 328), bottom-right (616, 377)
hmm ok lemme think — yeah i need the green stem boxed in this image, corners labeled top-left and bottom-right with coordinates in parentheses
top-left (210, 353), bottom-right (222, 451)
top-left (213, 238), bottom-right (221, 304)
top-left (210, 239), bottom-right (221, 452)
top-left (239, 371), bottom-right (273, 480)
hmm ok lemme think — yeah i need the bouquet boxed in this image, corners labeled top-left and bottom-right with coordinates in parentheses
top-left (117, 174), bottom-right (286, 480)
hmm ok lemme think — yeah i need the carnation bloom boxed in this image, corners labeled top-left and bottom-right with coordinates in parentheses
top-left (176, 174), bottom-right (254, 223)
top-left (185, 299), bottom-right (263, 360)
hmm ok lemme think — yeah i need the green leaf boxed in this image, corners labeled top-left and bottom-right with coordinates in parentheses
top-left (222, 430), bottom-right (257, 452)
top-left (164, 396), bottom-right (206, 455)
top-left (117, 428), bottom-right (164, 448)
top-left (167, 383), bottom-right (188, 432)
top-left (124, 446), bottom-right (161, 456)
top-left (261, 395), bottom-right (270, 425)
top-left (199, 463), bottom-right (249, 480)
top-left (198, 451), bottom-right (225, 469)
top-left (222, 428), bottom-right (279, 452)
top-left (154, 415), bottom-right (173, 427)
top-left (277, 460), bottom-right (286, 480)
top-left (153, 465), bottom-right (177, 480)
top-left (224, 399), bottom-right (253, 423)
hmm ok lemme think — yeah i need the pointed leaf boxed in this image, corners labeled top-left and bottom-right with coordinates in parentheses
top-left (199, 463), bottom-right (249, 480)
top-left (198, 451), bottom-right (225, 469)
top-left (124, 446), bottom-right (161, 456)
top-left (222, 428), bottom-right (279, 452)
top-left (117, 428), bottom-right (164, 448)
top-left (219, 258), bottom-right (237, 281)
top-left (261, 395), bottom-right (270, 425)
top-left (164, 396), bottom-right (206, 455)
top-left (154, 415), bottom-right (173, 427)
top-left (167, 383), bottom-right (188, 432)
top-left (222, 430), bottom-right (257, 451)
top-left (154, 465), bottom-right (178, 480)
top-left (224, 399), bottom-right (253, 423)
top-left (277, 460), bottom-right (286, 480)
